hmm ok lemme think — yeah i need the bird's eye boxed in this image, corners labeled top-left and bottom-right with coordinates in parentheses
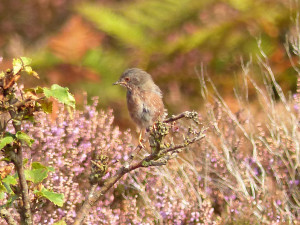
top-left (125, 77), bottom-right (130, 82)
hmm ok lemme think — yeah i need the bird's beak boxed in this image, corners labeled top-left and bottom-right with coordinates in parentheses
top-left (113, 81), bottom-right (127, 86)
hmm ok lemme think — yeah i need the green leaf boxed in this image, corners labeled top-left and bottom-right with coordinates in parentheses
top-left (2, 175), bottom-right (17, 194)
top-left (2, 175), bottom-right (17, 185)
top-left (0, 71), bottom-right (5, 78)
top-left (53, 220), bottom-right (67, 225)
top-left (25, 168), bottom-right (48, 183)
top-left (32, 162), bottom-right (47, 169)
top-left (40, 100), bottom-right (53, 114)
top-left (23, 115), bottom-right (35, 123)
top-left (24, 66), bottom-right (32, 74)
top-left (24, 86), bottom-right (44, 94)
top-left (0, 192), bottom-right (5, 200)
top-left (0, 182), bottom-right (6, 192)
top-left (24, 66), bottom-right (39, 78)
top-left (1, 158), bottom-right (10, 162)
top-left (24, 162), bottom-right (53, 183)
top-left (20, 57), bottom-right (32, 66)
top-left (16, 131), bottom-right (34, 147)
top-left (43, 84), bottom-right (75, 108)
top-left (12, 58), bottom-right (22, 75)
top-left (34, 187), bottom-right (64, 207)
top-left (0, 136), bottom-right (14, 150)
top-left (12, 57), bottom-right (37, 77)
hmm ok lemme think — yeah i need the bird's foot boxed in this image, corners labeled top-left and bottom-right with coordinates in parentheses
top-left (138, 131), bottom-right (146, 149)
top-left (138, 138), bottom-right (146, 149)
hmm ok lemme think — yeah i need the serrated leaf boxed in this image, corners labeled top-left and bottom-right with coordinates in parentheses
top-left (0, 136), bottom-right (14, 150)
top-left (24, 162), bottom-right (52, 183)
top-left (20, 57), bottom-right (32, 66)
top-left (16, 131), bottom-right (34, 147)
top-left (34, 187), bottom-right (64, 207)
top-left (12, 58), bottom-right (22, 75)
top-left (43, 84), bottom-right (75, 108)
top-left (53, 220), bottom-right (67, 225)
top-left (25, 168), bottom-right (48, 183)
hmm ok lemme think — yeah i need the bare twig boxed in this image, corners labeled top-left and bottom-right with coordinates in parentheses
top-left (163, 111), bottom-right (199, 123)
top-left (160, 130), bottom-right (207, 155)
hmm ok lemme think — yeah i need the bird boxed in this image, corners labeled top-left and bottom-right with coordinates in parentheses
top-left (113, 68), bottom-right (165, 147)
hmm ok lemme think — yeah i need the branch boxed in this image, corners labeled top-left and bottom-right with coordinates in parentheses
top-left (73, 122), bottom-right (206, 225)
top-left (13, 144), bottom-right (33, 225)
top-left (73, 156), bottom-right (149, 225)
top-left (160, 129), bottom-right (207, 155)
top-left (0, 208), bottom-right (17, 225)
top-left (163, 111), bottom-right (199, 123)
top-left (12, 96), bottom-right (45, 109)
top-left (9, 120), bottom-right (32, 225)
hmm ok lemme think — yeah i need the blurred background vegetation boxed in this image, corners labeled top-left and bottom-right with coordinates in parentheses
top-left (0, 0), bottom-right (298, 129)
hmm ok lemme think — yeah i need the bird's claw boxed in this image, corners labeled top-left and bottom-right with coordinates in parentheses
top-left (138, 131), bottom-right (146, 149)
top-left (138, 138), bottom-right (145, 149)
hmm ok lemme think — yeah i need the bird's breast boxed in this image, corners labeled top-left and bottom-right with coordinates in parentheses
top-left (126, 89), bottom-right (164, 129)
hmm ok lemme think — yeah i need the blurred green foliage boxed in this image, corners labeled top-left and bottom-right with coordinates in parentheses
top-left (0, 0), bottom-right (297, 127)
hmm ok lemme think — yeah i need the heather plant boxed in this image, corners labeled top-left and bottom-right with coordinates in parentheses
top-left (0, 58), bottom-right (207, 224)
top-left (187, 38), bottom-right (300, 223)
top-left (123, 50), bottom-right (300, 224)
top-left (104, 33), bottom-right (300, 225)
top-left (24, 100), bottom-right (210, 224)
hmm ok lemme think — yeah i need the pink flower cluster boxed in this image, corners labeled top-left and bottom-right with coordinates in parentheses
top-left (12, 97), bottom-right (216, 224)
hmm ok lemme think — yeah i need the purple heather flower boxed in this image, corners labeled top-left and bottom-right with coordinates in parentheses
top-left (289, 180), bottom-right (300, 186)
top-left (254, 167), bottom-right (260, 176)
top-left (276, 200), bottom-right (282, 205)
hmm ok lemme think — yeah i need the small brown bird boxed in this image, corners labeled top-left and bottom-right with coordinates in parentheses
top-left (114, 68), bottom-right (165, 146)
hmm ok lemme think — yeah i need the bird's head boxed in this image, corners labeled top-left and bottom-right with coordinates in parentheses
top-left (113, 68), bottom-right (153, 90)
